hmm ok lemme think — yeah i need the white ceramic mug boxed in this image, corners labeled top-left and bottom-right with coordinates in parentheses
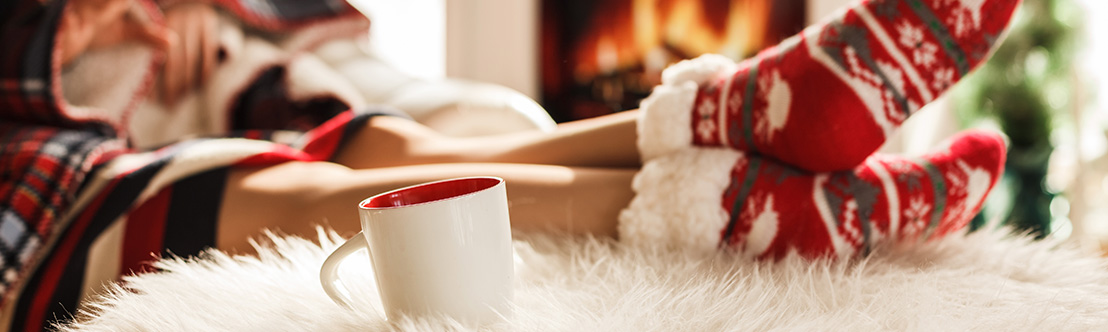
top-left (319, 176), bottom-right (514, 324)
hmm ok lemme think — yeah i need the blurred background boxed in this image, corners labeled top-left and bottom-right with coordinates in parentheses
top-left (352, 0), bottom-right (1108, 255)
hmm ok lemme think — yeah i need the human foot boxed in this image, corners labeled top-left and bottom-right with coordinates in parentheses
top-left (620, 130), bottom-right (1006, 260)
top-left (638, 0), bottom-right (1020, 172)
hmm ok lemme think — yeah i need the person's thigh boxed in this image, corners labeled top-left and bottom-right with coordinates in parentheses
top-left (331, 111), bottom-right (641, 169)
top-left (217, 161), bottom-right (636, 253)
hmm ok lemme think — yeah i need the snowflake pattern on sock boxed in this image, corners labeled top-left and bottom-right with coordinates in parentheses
top-left (717, 130), bottom-right (1006, 259)
top-left (680, 0), bottom-right (1019, 172)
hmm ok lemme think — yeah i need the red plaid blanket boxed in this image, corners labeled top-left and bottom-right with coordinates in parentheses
top-left (0, 0), bottom-right (373, 329)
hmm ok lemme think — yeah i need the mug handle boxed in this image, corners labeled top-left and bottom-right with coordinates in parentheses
top-left (320, 231), bottom-right (368, 309)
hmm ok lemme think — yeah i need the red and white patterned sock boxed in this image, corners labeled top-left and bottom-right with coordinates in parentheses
top-left (638, 0), bottom-right (1020, 172)
top-left (620, 130), bottom-right (1006, 259)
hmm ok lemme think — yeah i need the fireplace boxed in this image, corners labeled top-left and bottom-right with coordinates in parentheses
top-left (540, 0), bottom-right (806, 122)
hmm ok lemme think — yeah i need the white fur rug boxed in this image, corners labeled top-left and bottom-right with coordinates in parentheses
top-left (60, 227), bottom-right (1108, 331)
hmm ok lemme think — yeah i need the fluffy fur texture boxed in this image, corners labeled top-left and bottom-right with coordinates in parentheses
top-left (636, 54), bottom-right (736, 162)
top-left (59, 226), bottom-right (1108, 331)
top-left (619, 148), bottom-right (739, 254)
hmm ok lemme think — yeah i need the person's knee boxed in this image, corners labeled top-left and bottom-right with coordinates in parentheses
top-left (226, 161), bottom-right (353, 218)
top-left (333, 116), bottom-right (448, 168)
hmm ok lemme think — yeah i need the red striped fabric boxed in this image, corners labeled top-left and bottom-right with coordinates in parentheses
top-left (23, 178), bottom-right (121, 332)
top-left (121, 188), bottom-right (171, 275)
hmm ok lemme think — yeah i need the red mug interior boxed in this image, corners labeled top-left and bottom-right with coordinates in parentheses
top-left (360, 177), bottom-right (501, 209)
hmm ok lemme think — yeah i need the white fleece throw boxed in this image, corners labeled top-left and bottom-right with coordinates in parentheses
top-left (60, 227), bottom-right (1108, 331)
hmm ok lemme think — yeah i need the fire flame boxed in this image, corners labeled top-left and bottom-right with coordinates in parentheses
top-left (573, 0), bottom-right (775, 81)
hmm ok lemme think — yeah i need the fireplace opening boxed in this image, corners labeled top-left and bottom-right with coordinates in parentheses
top-left (541, 0), bottom-right (806, 122)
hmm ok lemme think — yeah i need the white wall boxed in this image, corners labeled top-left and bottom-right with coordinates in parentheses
top-left (446, 0), bottom-right (539, 98)
top-left (349, 0), bottom-right (447, 80)
top-left (807, 0), bottom-right (853, 23)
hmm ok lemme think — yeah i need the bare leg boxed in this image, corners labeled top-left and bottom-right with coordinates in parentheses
top-left (217, 161), bottom-right (636, 253)
top-left (332, 110), bottom-right (641, 169)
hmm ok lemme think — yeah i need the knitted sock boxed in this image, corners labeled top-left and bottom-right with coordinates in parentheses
top-left (620, 130), bottom-right (1006, 260)
top-left (638, 0), bottom-right (1020, 172)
